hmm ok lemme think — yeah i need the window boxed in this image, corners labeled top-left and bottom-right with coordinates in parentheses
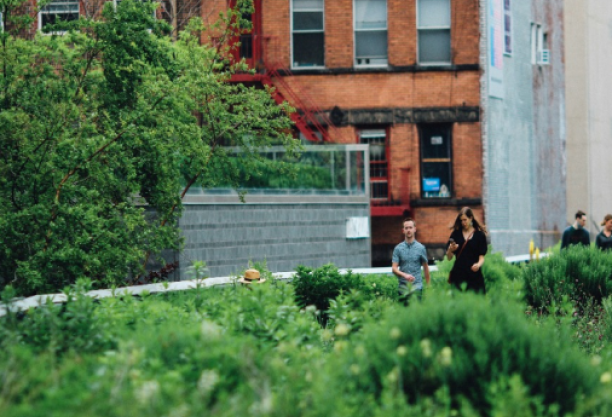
top-left (292, 0), bottom-right (324, 68)
top-left (531, 23), bottom-right (547, 64)
top-left (503, 0), bottom-right (512, 55)
top-left (38, 0), bottom-right (80, 32)
top-left (419, 125), bottom-right (452, 199)
top-left (417, 0), bottom-right (451, 64)
top-left (354, 0), bottom-right (387, 67)
top-left (359, 129), bottom-right (388, 200)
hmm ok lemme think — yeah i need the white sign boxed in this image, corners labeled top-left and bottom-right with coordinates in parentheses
top-left (346, 217), bottom-right (370, 239)
top-left (488, 0), bottom-right (504, 99)
top-left (431, 136), bottom-right (443, 145)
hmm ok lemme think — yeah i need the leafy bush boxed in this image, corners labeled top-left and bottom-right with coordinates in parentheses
top-left (522, 245), bottom-right (612, 310)
top-left (223, 158), bottom-right (334, 189)
top-left (292, 264), bottom-right (397, 323)
top-left (324, 293), bottom-right (599, 416)
top-left (0, 280), bottom-right (116, 356)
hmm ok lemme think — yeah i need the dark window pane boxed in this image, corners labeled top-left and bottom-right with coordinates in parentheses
top-left (371, 181), bottom-right (388, 199)
top-left (293, 32), bottom-right (324, 66)
top-left (371, 163), bottom-right (387, 178)
top-left (240, 34), bottom-right (252, 58)
top-left (42, 12), bottom-right (79, 28)
top-left (421, 128), bottom-right (450, 159)
top-left (355, 30), bottom-right (388, 59)
top-left (293, 11), bottom-right (323, 31)
top-left (418, 29), bottom-right (451, 63)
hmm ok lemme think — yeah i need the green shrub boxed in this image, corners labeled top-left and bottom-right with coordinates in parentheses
top-left (323, 293), bottom-right (599, 416)
top-left (0, 280), bottom-right (116, 356)
top-left (522, 245), bottom-right (612, 310)
top-left (292, 264), bottom-right (397, 323)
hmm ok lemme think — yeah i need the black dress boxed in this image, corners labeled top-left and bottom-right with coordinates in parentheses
top-left (596, 231), bottom-right (612, 251)
top-left (447, 229), bottom-right (487, 293)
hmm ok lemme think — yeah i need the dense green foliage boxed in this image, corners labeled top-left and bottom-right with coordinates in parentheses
top-left (522, 245), bottom-right (612, 309)
top-left (338, 295), bottom-right (598, 415)
top-left (292, 264), bottom-right (398, 320)
top-left (224, 158), bottom-right (335, 190)
top-left (0, 0), bottom-right (297, 296)
top-left (4, 264), bottom-right (612, 416)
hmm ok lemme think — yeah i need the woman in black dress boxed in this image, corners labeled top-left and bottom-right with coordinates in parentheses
top-left (596, 214), bottom-right (612, 251)
top-left (446, 207), bottom-right (488, 293)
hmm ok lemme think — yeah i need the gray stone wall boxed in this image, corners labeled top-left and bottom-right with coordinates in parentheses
top-left (173, 197), bottom-right (371, 279)
top-left (481, 0), bottom-right (565, 256)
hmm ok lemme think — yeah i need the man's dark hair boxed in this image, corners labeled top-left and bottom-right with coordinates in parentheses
top-left (575, 210), bottom-right (586, 219)
top-left (403, 218), bottom-right (416, 227)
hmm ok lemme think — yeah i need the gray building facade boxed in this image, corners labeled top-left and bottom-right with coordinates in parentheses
top-left (481, 0), bottom-right (566, 255)
top-left (173, 194), bottom-right (371, 279)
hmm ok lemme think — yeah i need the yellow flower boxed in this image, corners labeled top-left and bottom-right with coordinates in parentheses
top-left (420, 339), bottom-right (432, 358)
top-left (389, 327), bottom-right (401, 339)
top-left (334, 323), bottom-right (350, 337)
top-left (396, 345), bottom-right (407, 356)
top-left (439, 346), bottom-right (452, 366)
top-left (591, 356), bottom-right (602, 367)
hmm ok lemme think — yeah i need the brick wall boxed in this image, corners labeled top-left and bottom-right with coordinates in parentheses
top-left (200, 0), bottom-right (484, 264)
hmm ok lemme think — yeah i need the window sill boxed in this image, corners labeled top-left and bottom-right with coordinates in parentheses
top-left (410, 197), bottom-right (482, 208)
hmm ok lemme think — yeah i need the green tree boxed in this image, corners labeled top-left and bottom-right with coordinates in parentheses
top-left (0, 0), bottom-right (297, 295)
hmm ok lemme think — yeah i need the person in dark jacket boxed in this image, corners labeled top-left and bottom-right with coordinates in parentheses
top-left (596, 214), bottom-right (612, 251)
top-left (561, 210), bottom-right (590, 250)
top-left (446, 207), bottom-right (487, 293)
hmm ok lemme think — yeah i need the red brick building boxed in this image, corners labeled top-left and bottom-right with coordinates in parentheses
top-left (209, 0), bottom-right (483, 264)
top-left (20, 0), bottom-right (484, 265)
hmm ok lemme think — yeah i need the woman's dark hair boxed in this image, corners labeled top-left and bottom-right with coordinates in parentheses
top-left (451, 207), bottom-right (486, 233)
top-left (601, 214), bottom-right (612, 227)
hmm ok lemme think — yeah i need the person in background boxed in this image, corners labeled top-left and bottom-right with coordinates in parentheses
top-left (596, 214), bottom-right (612, 251)
top-left (392, 218), bottom-right (430, 304)
top-left (446, 207), bottom-right (488, 293)
top-left (561, 210), bottom-right (590, 250)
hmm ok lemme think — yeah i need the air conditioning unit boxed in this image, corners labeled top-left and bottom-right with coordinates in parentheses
top-left (537, 49), bottom-right (550, 65)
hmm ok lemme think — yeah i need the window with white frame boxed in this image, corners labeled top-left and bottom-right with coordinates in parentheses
top-left (531, 23), bottom-right (547, 64)
top-left (354, 0), bottom-right (388, 67)
top-left (39, 0), bottom-right (79, 31)
top-left (417, 0), bottom-right (451, 64)
top-left (292, 0), bottom-right (325, 68)
top-left (359, 129), bottom-right (388, 200)
top-left (504, 0), bottom-right (512, 55)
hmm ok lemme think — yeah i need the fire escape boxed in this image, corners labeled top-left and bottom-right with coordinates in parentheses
top-left (226, 0), bottom-right (411, 217)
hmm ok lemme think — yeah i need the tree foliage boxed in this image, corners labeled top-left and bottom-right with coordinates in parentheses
top-left (0, 0), bottom-right (297, 295)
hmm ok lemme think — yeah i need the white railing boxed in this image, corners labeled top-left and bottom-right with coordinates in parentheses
top-left (0, 254), bottom-right (544, 318)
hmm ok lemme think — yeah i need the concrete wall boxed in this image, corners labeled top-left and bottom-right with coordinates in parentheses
top-left (565, 0), bottom-right (612, 236)
top-left (482, 0), bottom-right (566, 255)
top-left (172, 195), bottom-right (371, 279)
